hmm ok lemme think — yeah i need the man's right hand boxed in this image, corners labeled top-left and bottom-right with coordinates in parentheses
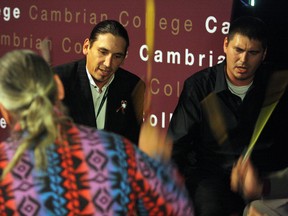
top-left (230, 157), bottom-right (263, 199)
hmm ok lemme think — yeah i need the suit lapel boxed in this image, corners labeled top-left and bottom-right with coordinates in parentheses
top-left (105, 73), bottom-right (126, 131)
top-left (77, 60), bottom-right (97, 127)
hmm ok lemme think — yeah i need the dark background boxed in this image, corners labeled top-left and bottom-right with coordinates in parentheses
top-left (232, 0), bottom-right (288, 70)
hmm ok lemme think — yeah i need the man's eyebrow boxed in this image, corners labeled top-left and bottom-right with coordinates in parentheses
top-left (234, 46), bottom-right (244, 50)
top-left (98, 47), bottom-right (108, 51)
top-left (115, 52), bottom-right (125, 56)
top-left (234, 46), bottom-right (261, 52)
top-left (97, 48), bottom-right (125, 57)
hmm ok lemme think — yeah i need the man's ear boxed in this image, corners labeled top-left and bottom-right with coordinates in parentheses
top-left (82, 38), bottom-right (90, 55)
top-left (223, 36), bottom-right (228, 54)
top-left (0, 103), bottom-right (11, 125)
top-left (53, 74), bottom-right (65, 100)
top-left (262, 48), bottom-right (267, 61)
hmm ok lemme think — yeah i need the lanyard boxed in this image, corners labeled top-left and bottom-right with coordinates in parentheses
top-left (96, 86), bottom-right (109, 119)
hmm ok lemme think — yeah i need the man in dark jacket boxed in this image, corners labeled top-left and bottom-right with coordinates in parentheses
top-left (54, 20), bottom-right (145, 144)
top-left (168, 16), bottom-right (288, 216)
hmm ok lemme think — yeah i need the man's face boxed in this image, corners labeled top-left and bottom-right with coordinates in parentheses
top-left (223, 33), bottom-right (266, 86)
top-left (83, 33), bottom-right (127, 89)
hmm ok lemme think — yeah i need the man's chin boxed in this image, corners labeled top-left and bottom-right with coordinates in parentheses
top-left (95, 75), bottom-right (111, 83)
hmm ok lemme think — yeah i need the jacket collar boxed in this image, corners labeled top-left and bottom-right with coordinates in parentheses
top-left (214, 61), bottom-right (228, 93)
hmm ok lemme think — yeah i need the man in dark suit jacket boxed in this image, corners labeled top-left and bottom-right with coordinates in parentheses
top-left (54, 20), bottom-right (145, 144)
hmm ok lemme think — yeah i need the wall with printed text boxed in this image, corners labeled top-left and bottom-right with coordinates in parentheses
top-left (0, 0), bottom-right (235, 141)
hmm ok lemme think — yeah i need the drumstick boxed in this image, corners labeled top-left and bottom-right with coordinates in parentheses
top-left (242, 102), bottom-right (278, 162)
top-left (242, 69), bottom-right (288, 162)
top-left (143, 0), bottom-right (155, 119)
top-left (202, 92), bottom-right (228, 145)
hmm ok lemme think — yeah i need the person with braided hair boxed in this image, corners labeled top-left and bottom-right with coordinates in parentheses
top-left (0, 49), bottom-right (194, 215)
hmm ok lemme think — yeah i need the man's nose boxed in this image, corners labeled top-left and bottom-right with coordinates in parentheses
top-left (240, 52), bottom-right (248, 63)
top-left (104, 54), bottom-right (112, 67)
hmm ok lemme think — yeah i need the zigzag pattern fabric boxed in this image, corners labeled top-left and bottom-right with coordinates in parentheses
top-left (0, 123), bottom-right (193, 215)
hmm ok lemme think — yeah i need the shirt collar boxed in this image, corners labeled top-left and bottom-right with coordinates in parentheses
top-left (214, 61), bottom-right (228, 93)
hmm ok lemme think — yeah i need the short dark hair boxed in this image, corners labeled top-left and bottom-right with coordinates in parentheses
top-left (89, 20), bottom-right (130, 54)
top-left (228, 16), bottom-right (268, 50)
